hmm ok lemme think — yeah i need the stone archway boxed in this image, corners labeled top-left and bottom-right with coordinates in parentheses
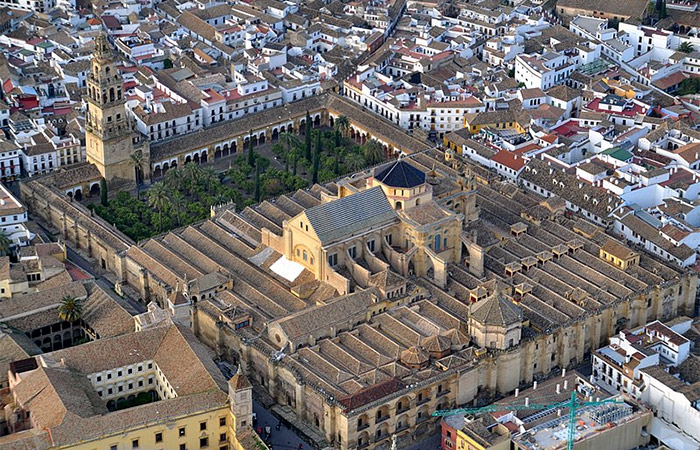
top-left (193, 153), bottom-right (200, 164)
top-left (272, 128), bottom-right (279, 140)
top-left (185, 155), bottom-right (192, 164)
top-left (201, 151), bottom-right (208, 163)
top-left (153, 165), bottom-right (162, 178)
top-left (74, 189), bottom-right (83, 201)
top-left (90, 183), bottom-right (100, 197)
top-left (162, 162), bottom-right (170, 175)
top-left (53, 334), bottom-right (62, 351)
top-left (313, 115), bottom-right (321, 128)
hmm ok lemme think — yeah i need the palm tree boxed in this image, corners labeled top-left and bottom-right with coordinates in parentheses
top-left (183, 163), bottom-right (201, 194)
top-left (169, 189), bottom-right (185, 227)
top-left (678, 42), bottom-right (695, 54)
top-left (214, 192), bottom-right (229, 205)
top-left (130, 150), bottom-right (146, 199)
top-left (363, 140), bottom-right (384, 165)
top-left (345, 152), bottom-right (365, 172)
top-left (58, 296), bottom-right (84, 323)
top-left (334, 115), bottom-right (350, 138)
top-left (280, 132), bottom-right (300, 172)
top-left (291, 148), bottom-right (299, 176)
top-left (201, 167), bottom-right (218, 191)
top-left (148, 182), bottom-right (170, 233)
top-left (164, 167), bottom-right (184, 192)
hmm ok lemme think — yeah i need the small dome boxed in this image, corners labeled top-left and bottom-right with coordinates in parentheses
top-left (422, 335), bottom-right (452, 356)
top-left (374, 160), bottom-right (426, 188)
top-left (446, 329), bottom-right (470, 349)
top-left (400, 346), bottom-right (429, 368)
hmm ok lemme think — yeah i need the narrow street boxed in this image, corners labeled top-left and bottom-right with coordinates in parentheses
top-left (253, 400), bottom-right (314, 450)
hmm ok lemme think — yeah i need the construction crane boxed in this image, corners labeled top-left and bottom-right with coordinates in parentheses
top-left (432, 390), bottom-right (625, 450)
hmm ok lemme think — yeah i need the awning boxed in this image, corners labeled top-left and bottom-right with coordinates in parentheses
top-left (649, 417), bottom-right (700, 450)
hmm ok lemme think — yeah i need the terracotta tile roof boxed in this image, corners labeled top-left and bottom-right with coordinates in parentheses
top-left (337, 377), bottom-right (405, 411)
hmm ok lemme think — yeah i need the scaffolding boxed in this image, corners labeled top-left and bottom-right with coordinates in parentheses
top-left (590, 403), bottom-right (633, 425)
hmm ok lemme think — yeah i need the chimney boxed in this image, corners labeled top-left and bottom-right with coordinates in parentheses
top-left (563, 380), bottom-right (568, 389)
top-left (556, 384), bottom-right (561, 394)
top-left (533, 381), bottom-right (538, 390)
top-left (562, 369), bottom-right (566, 378)
top-left (515, 388), bottom-right (519, 397)
top-left (525, 397), bottom-right (530, 407)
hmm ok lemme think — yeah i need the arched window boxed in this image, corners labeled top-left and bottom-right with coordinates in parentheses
top-left (303, 250), bottom-right (307, 261)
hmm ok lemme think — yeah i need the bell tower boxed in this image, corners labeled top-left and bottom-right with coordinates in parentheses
top-left (85, 33), bottom-right (143, 187)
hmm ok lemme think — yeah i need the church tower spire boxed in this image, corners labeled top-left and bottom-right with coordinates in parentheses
top-left (85, 33), bottom-right (148, 187)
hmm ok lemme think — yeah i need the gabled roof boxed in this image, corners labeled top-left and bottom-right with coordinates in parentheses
top-left (373, 159), bottom-right (426, 188)
top-left (471, 290), bottom-right (522, 327)
top-left (304, 187), bottom-right (397, 245)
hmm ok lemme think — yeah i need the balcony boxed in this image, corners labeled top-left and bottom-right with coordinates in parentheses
top-left (375, 415), bottom-right (389, 424)
top-left (436, 389), bottom-right (451, 398)
top-left (357, 423), bottom-right (369, 431)
top-left (395, 423), bottom-right (410, 434)
top-left (417, 397), bottom-right (430, 406)
top-left (416, 415), bottom-right (430, 424)
top-left (374, 434), bottom-right (390, 444)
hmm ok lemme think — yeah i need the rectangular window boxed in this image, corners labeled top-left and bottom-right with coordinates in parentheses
top-left (132, 440), bottom-right (139, 449)
top-left (200, 422), bottom-right (207, 431)
top-left (200, 437), bottom-right (208, 448)
top-left (179, 427), bottom-right (186, 437)
top-left (219, 417), bottom-right (226, 427)
top-left (156, 433), bottom-right (163, 443)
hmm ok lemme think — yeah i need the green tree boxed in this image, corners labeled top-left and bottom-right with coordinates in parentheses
top-left (345, 152), bottom-right (365, 172)
top-left (169, 189), bottom-right (184, 227)
top-left (312, 131), bottom-right (321, 184)
top-left (183, 163), bottom-right (201, 194)
top-left (254, 161), bottom-right (261, 202)
top-left (247, 131), bottom-right (255, 167)
top-left (363, 140), bottom-right (384, 166)
top-left (334, 129), bottom-right (342, 148)
top-left (163, 58), bottom-right (173, 69)
top-left (100, 177), bottom-right (108, 207)
top-left (280, 132), bottom-right (300, 173)
top-left (660, 0), bottom-right (668, 18)
top-left (130, 150), bottom-right (146, 199)
top-left (677, 42), bottom-right (695, 54)
top-left (304, 112), bottom-right (312, 160)
top-left (678, 78), bottom-right (700, 95)
top-left (164, 167), bottom-right (184, 192)
top-left (0, 230), bottom-right (11, 256)
top-left (147, 182), bottom-right (170, 233)
top-left (334, 146), bottom-right (345, 174)
top-left (334, 115), bottom-right (350, 138)
top-left (58, 296), bottom-right (83, 323)
top-left (292, 149), bottom-right (299, 176)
